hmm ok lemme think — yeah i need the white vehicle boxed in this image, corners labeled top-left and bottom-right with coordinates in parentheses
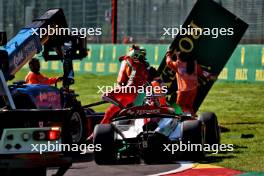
top-left (93, 95), bottom-right (220, 165)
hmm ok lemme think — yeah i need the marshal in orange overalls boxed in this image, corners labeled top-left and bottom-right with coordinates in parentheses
top-left (166, 52), bottom-right (200, 115)
top-left (100, 56), bottom-right (148, 124)
top-left (25, 72), bottom-right (58, 85)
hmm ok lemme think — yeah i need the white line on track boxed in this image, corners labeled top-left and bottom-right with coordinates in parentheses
top-left (147, 161), bottom-right (194, 176)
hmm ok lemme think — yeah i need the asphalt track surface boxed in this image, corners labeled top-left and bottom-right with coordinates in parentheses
top-left (47, 153), bottom-right (190, 176)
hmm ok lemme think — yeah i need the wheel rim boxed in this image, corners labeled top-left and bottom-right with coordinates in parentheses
top-left (70, 112), bottom-right (83, 143)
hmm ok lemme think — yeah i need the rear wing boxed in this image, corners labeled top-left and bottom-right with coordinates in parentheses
top-left (113, 113), bottom-right (177, 122)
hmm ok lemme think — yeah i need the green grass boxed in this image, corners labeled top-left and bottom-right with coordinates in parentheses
top-left (199, 82), bottom-right (264, 172)
top-left (13, 70), bottom-right (264, 172)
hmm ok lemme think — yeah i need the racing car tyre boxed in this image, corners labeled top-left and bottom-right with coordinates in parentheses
top-left (182, 120), bottom-right (205, 160)
top-left (93, 124), bottom-right (117, 165)
top-left (64, 108), bottom-right (88, 145)
top-left (198, 112), bottom-right (220, 145)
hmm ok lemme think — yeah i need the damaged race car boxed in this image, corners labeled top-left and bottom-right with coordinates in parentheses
top-left (93, 94), bottom-right (220, 165)
top-left (92, 0), bottom-right (248, 165)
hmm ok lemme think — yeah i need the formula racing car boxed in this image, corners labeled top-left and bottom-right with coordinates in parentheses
top-left (93, 94), bottom-right (220, 164)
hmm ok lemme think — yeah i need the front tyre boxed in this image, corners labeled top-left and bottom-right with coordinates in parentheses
top-left (93, 124), bottom-right (117, 165)
top-left (65, 108), bottom-right (88, 144)
top-left (198, 112), bottom-right (220, 145)
top-left (182, 120), bottom-right (205, 160)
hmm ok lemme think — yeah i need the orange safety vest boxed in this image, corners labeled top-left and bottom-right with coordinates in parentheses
top-left (25, 71), bottom-right (58, 85)
top-left (166, 54), bottom-right (198, 92)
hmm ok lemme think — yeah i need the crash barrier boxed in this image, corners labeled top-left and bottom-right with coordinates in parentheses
top-left (28, 44), bottom-right (264, 82)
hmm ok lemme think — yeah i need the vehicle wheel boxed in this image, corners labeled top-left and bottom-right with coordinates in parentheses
top-left (182, 120), bottom-right (205, 160)
top-left (198, 112), bottom-right (220, 145)
top-left (65, 108), bottom-right (88, 144)
top-left (93, 124), bottom-right (117, 165)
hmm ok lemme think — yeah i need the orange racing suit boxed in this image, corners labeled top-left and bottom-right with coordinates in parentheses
top-left (166, 53), bottom-right (201, 115)
top-left (100, 56), bottom-right (148, 124)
